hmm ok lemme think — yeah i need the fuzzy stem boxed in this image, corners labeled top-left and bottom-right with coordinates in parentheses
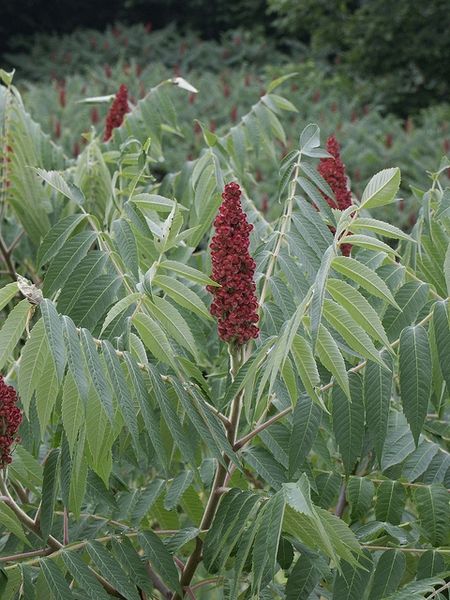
top-left (334, 482), bottom-right (347, 518)
top-left (147, 564), bottom-right (172, 599)
top-left (0, 548), bottom-right (53, 563)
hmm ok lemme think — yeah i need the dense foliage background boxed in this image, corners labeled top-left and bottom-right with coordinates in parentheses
top-left (0, 3), bottom-right (449, 599)
top-left (2, 0), bottom-right (449, 113)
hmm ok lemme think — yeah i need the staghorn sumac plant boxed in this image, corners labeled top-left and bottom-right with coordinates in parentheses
top-left (0, 69), bottom-right (449, 599)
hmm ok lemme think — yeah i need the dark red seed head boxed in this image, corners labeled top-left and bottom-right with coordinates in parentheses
top-left (207, 183), bottom-right (259, 345)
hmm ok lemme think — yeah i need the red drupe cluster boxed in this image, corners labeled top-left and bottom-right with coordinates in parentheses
top-left (0, 376), bottom-right (22, 467)
top-left (318, 135), bottom-right (352, 211)
top-left (104, 84), bottom-right (130, 141)
top-left (207, 182), bottom-right (259, 345)
top-left (318, 135), bottom-right (353, 256)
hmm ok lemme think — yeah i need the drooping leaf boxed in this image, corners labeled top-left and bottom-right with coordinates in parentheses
top-left (80, 328), bottom-right (114, 423)
top-left (18, 318), bottom-right (47, 416)
top-left (40, 448), bottom-right (60, 541)
top-left (331, 256), bottom-right (399, 308)
top-left (289, 394), bottom-right (321, 477)
top-left (0, 299), bottom-right (31, 371)
top-left (0, 503), bottom-right (29, 545)
top-left (110, 537), bottom-right (153, 595)
top-left (86, 541), bottom-right (140, 600)
top-left (323, 299), bottom-right (387, 368)
top-left (332, 374), bottom-right (365, 474)
top-left (310, 245), bottom-right (335, 349)
top-left (0, 282), bottom-right (18, 311)
top-left (40, 559), bottom-right (75, 600)
top-left (290, 334), bottom-right (324, 410)
top-left (316, 323), bottom-right (350, 398)
top-left (252, 491), bottom-right (285, 593)
top-left (414, 484), bottom-right (449, 546)
top-left (40, 298), bottom-right (66, 381)
top-left (375, 480), bottom-right (406, 525)
top-left (43, 231), bottom-right (97, 297)
top-left (399, 325), bottom-right (432, 445)
top-left (61, 550), bottom-right (110, 600)
top-left (286, 554), bottom-right (323, 600)
top-left (61, 371), bottom-right (84, 455)
top-left (432, 301), bottom-right (450, 391)
top-left (152, 274), bottom-right (212, 320)
top-left (243, 447), bottom-right (286, 490)
top-left (364, 353), bottom-right (394, 462)
top-left (164, 471), bottom-right (194, 510)
top-left (132, 312), bottom-right (175, 367)
top-left (368, 549), bottom-right (406, 600)
top-left (37, 213), bottom-right (87, 267)
top-left (416, 550), bottom-right (446, 580)
top-left (102, 340), bottom-right (140, 456)
top-left (139, 530), bottom-right (181, 594)
top-left (327, 278), bottom-right (391, 347)
top-left (347, 477), bottom-right (375, 521)
top-left (333, 550), bottom-right (373, 600)
top-left (381, 411), bottom-right (416, 471)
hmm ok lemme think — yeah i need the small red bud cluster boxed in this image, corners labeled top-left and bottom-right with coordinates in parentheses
top-left (58, 86), bottom-right (66, 108)
top-left (90, 107), bottom-right (99, 125)
top-left (0, 376), bottom-right (22, 467)
top-left (104, 84), bottom-right (129, 142)
top-left (54, 119), bottom-right (61, 139)
top-left (207, 183), bottom-right (259, 345)
top-left (318, 135), bottom-right (353, 256)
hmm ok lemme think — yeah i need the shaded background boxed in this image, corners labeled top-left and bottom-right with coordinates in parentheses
top-left (1, 0), bottom-right (449, 115)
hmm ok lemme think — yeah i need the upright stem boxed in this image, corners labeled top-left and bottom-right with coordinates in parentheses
top-left (173, 344), bottom-right (244, 599)
top-left (335, 482), bottom-right (347, 519)
top-left (258, 155), bottom-right (301, 310)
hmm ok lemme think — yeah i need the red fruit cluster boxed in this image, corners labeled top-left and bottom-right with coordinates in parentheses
top-left (0, 376), bottom-right (22, 467)
top-left (207, 183), bottom-right (259, 345)
top-left (104, 84), bottom-right (129, 141)
top-left (318, 136), bottom-right (352, 211)
top-left (318, 135), bottom-right (353, 256)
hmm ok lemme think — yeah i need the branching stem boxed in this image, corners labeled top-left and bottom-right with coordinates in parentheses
top-left (173, 344), bottom-right (245, 598)
top-left (233, 308), bottom-right (437, 450)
